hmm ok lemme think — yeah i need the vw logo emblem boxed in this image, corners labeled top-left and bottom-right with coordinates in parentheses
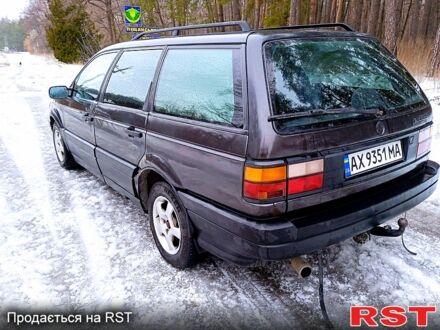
top-left (376, 121), bottom-right (386, 136)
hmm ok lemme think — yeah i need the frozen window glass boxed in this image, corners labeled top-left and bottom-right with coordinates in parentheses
top-left (74, 52), bottom-right (117, 101)
top-left (264, 38), bottom-right (427, 132)
top-left (104, 49), bottom-right (162, 109)
top-left (154, 49), bottom-right (243, 127)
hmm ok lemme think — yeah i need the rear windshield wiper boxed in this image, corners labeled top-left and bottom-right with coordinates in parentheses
top-left (268, 107), bottom-right (385, 122)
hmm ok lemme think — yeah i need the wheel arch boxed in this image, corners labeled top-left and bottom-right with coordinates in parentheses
top-left (136, 165), bottom-right (199, 250)
top-left (49, 108), bottom-right (64, 130)
top-left (136, 167), bottom-right (181, 212)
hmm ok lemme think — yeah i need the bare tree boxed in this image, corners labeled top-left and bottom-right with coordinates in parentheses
top-left (383, 0), bottom-right (398, 54)
top-left (323, 0), bottom-right (332, 22)
top-left (231, 0), bottom-right (241, 21)
top-left (398, 0), bottom-right (412, 41)
top-left (84, 0), bottom-right (118, 45)
top-left (330, 0), bottom-right (337, 22)
top-left (77, 29), bottom-right (102, 60)
top-left (22, 0), bottom-right (49, 53)
top-left (335, 0), bottom-right (345, 22)
top-left (289, 0), bottom-right (300, 25)
top-left (360, 0), bottom-right (369, 31)
top-left (429, 24), bottom-right (440, 76)
top-left (155, 0), bottom-right (166, 27)
top-left (366, 0), bottom-right (380, 36)
top-left (417, 0), bottom-right (432, 39)
top-left (346, 0), bottom-right (362, 30)
top-left (377, 0), bottom-right (386, 39)
top-left (309, 0), bottom-right (318, 24)
top-left (426, 0), bottom-right (438, 39)
top-left (407, 0), bottom-right (419, 40)
top-left (254, 0), bottom-right (261, 28)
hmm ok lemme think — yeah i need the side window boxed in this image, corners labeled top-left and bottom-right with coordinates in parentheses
top-left (154, 48), bottom-right (243, 127)
top-left (103, 49), bottom-right (162, 110)
top-left (73, 52), bottom-right (117, 101)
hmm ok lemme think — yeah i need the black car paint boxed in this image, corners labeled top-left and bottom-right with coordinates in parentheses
top-left (49, 28), bottom-right (439, 265)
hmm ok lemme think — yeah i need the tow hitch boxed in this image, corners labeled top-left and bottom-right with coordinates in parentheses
top-left (369, 215), bottom-right (417, 256)
top-left (370, 217), bottom-right (408, 237)
top-left (352, 217), bottom-right (409, 245)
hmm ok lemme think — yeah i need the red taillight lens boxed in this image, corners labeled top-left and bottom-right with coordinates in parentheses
top-left (417, 126), bottom-right (432, 158)
top-left (243, 181), bottom-right (286, 200)
top-left (288, 159), bottom-right (324, 195)
top-left (243, 159), bottom-right (324, 200)
top-left (243, 165), bottom-right (286, 200)
top-left (288, 173), bottom-right (323, 195)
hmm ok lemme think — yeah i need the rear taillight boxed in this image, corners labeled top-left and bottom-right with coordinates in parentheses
top-left (288, 159), bottom-right (324, 195)
top-left (417, 126), bottom-right (432, 158)
top-left (288, 173), bottom-right (324, 195)
top-left (243, 181), bottom-right (286, 200)
top-left (243, 165), bottom-right (286, 200)
top-left (243, 159), bottom-right (324, 201)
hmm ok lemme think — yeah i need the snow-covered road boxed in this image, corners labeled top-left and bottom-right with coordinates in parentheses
top-left (0, 52), bottom-right (439, 329)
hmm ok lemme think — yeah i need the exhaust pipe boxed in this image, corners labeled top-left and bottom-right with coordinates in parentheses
top-left (291, 256), bottom-right (312, 278)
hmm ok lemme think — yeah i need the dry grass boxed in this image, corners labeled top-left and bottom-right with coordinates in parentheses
top-left (397, 38), bottom-right (439, 78)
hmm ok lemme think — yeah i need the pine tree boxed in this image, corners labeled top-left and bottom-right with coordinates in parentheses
top-left (46, 0), bottom-right (101, 63)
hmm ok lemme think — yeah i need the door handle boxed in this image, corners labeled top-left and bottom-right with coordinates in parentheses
top-left (126, 126), bottom-right (143, 138)
top-left (83, 113), bottom-right (93, 122)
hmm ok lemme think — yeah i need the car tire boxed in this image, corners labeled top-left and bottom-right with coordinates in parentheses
top-left (148, 182), bottom-right (198, 269)
top-left (52, 123), bottom-right (77, 169)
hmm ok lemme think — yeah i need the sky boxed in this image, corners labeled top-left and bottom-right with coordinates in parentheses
top-left (0, 0), bottom-right (29, 20)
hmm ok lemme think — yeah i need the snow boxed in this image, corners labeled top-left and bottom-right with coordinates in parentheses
top-left (0, 52), bottom-right (439, 329)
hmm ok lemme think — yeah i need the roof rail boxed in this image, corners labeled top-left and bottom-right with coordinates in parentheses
top-left (132, 20), bottom-right (251, 40)
top-left (262, 23), bottom-right (354, 32)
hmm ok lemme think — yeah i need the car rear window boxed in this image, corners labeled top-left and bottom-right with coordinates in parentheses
top-left (264, 38), bottom-right (427, 133)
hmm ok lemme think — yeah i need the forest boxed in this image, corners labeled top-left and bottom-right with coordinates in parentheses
top-left (15, 0), bottom-right (440, 75)
top-left (0, 19), bottom-right (25, 51)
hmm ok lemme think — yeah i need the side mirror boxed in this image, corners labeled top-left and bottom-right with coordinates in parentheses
top-left (48, 86), bottom-right (69, 99)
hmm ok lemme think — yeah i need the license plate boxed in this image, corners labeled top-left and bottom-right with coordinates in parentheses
top-left (344, 141), bottom-right (403, 177)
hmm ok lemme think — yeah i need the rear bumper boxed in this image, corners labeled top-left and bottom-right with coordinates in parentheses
top-left (179, 160), bottom-right (439, 265)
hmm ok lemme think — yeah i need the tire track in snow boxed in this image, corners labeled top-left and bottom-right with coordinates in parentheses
top-left (20, 90), bottom-right (132, 308)
top-left (0, 142), bottom-right (60, 310)
top-left (0, 114), bottom-right (103, 314)
top-left (212, 259), bottom-right (288, 329)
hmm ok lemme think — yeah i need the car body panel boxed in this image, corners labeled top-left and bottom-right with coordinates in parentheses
top-left (94, 103), bottom-right (147, 196)
top-left (59, 96), bottom-right (102, 178)
top-left (48, 25), bottom-right (439, 264)
top-left (180, 160), bottom-right (439, 265)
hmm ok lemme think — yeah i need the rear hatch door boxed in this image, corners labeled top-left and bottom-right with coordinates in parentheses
top-left (262, 36), bottom-right (432, 211)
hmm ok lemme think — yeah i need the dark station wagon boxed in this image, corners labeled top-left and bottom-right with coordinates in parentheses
top-left (49, 21), bottom-right (439, 269)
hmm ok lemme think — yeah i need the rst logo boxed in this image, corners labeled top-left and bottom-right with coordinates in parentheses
top-left (350, 306), bottom-right (437, 327)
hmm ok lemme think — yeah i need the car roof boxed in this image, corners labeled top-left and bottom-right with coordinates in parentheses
top-left (101, 32), bottom-right (251, 52)
top-left (100, 28), bottom-right (371, 53)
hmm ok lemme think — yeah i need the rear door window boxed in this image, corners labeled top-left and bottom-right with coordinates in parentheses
top-left (154, 48), bottom-right (243, 128)
top-left (103, 49), bottom-right (162, 110)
